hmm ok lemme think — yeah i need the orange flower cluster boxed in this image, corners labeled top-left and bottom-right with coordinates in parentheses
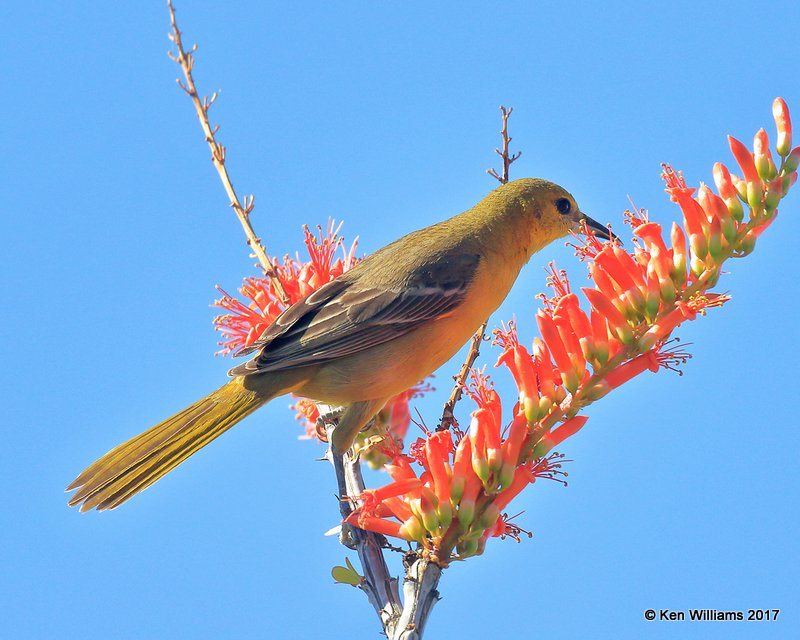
top-left (344, 370), bottom-right (569, 562)
top-left (344, 98), bottom-right (797, 564)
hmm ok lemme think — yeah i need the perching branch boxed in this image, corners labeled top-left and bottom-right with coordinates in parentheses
top-left (487, 105), bottom-right (521, 185)
top-left (393, 556), bottom-right (442, 640)
top-left (318, 406), bottom-right (403, 634)
top-left (166, 0), bottom-right (290, 305)
top-left (320, 406), bottom-right (442, 639)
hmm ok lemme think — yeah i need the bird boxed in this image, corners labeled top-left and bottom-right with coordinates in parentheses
top-left (67, 177), bottom-right (611, 512)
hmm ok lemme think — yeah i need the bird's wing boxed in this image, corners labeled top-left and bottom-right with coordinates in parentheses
top-left (228, 252), bottom-right (481, 376)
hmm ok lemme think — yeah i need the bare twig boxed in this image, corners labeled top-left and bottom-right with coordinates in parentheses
top-left (166, 2), bottom-right (442, 636)
top-left (166, 0), bottom-right (290, 305)
top-left (486, 105), bottom-right (521, 185)
top-left (437, 321), bottom-right (487, 431)
top-left (437, 105), bottom-right (523, 429)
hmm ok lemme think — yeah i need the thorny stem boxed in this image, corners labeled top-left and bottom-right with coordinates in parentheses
top-left (438, 321), bottom-right (488, 431)
top-left (487, 105), bottom-right (521, 185)
top-left (393, 556), bottom-right (442, 640)
top-left (318, 406), bottom-right (442, 639)
top-left (166, 0), bottom-right (290, 305)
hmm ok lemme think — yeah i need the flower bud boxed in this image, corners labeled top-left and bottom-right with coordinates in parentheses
top-left (586, 380), bottom-right (610, 400)
top-left (710, 164), bottom-right (745, 221)
top-left (502, 414), bottom-right (529, 468)
top-left (457, 499), bottom-right (475, 528)
top-left (425, 431), bottom-right (452, 504)
top-left (450, 436), bottom-right (472, 503)
top-left (781, 173), bottom-right (794, 197)
top-left (659, 276), bottom-right (676, 306)
top-left (764, 178), bottom-right (782, 212)
top-left (698, 185), bottom-right (737, 246)
top-left (688, 231), bottom-right (708, 262)
top-left (400, 516), bottom-right (425, 542)
top-left (589, 307), bottom-right (610, 362)
top-left (497, 463), bottom-right (515, 491)
top-left (728, 135), bottom-right (760, 184)
top-left (690, 254), bottom-right (706, 278)
top-left (457, 537), bottom-right (480, 558)
top-left (753, 129), bottom-right (777, 181)
top-left (449, 477), bottom-right (465, 505)
top-left (705, 266), bottom-right (721, 288)
top-left (437, 499), bottom-right (453, 532)
top-left (712, 162), bottom-right (737, 199)
top-left (582, 287), bottom-right (634, 345)
top-left (419, 488), bottom-right (439, 535)
top-left (536, 310), bottom-right (573, 380)
top-left (731, 172), bottom-right (748, 201)
top-left (773, 97), bottom-right (792, 157)
top-left (738, 228), bottom-right (757, 256)
top-left (560, 369), bottom-right (580, 396)
top-left (674, 194), bottom-right (708, 259)
top-left (638, 303), bottom-right (696, 349)
top-left (532, 338), bottom-right (557, 400)
top-left (784, 147), bottom-right (800, 174)
top-left (633, 221), bottom-right (671, 281)
top-left (669, 222), bottom-right (687, 287)
top-left (523, 396), bottom-right (542, 424)
top-left (468, 414), bottom-right (490, 484)
top-left (707, 215), bottom-right (724, 263)
top-left (644, 271), bottom-right (661, 322)
top-left (477, 503), bottom-right (501, 531)
top-left (746, 181), bottom-right (763, 213)
top-left (471, 452), bottom-right (490, 485)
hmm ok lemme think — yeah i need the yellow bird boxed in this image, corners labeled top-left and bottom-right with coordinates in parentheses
top-left (67, 178), bottom-right (610, 511)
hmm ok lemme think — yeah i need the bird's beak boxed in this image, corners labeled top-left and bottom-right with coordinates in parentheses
top-left (575, 211), bottom-right (614, 242)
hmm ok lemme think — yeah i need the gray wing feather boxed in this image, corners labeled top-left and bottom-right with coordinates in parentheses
top-left (229, 253), bottom-right (480, 376)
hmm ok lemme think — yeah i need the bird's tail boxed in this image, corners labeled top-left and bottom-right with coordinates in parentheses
top-left (67, 378), bottom-right (270, 512)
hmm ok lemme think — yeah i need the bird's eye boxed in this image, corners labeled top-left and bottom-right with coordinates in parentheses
top-left (555, 198), bottom-right (572, 215)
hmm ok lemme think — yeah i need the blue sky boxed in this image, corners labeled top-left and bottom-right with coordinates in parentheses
top-left (3, 2), bottom-right (798, 638)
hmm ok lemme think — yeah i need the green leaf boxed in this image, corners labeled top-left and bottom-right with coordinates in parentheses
top-left (331, 557), bottom-right (362, 586)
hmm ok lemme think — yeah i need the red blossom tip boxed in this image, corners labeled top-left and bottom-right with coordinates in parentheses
top-left (495, 512), bottom-right (534, 542)
top-left (567, 225), bottom-right (612, 261)
top-left (661, 163), bottom-right (695, 200)
top-left (465, 367), bottom-right (494, 406)
top-left (654, 338), bottom-right (692, 375)
top-left (491, 320), bottom-right (519, 350)
top-left (623, 200), bottom-right (650, 228)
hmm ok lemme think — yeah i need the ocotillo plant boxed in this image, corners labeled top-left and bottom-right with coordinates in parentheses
top-left (214, 99), bottom-right (796, 569)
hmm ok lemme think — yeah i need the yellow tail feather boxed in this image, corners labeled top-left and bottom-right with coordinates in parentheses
top-left (67, 378), bottom-right (269, 512)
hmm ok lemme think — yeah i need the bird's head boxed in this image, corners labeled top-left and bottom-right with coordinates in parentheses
top-left (486, 178), bottom-right (612, 257)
